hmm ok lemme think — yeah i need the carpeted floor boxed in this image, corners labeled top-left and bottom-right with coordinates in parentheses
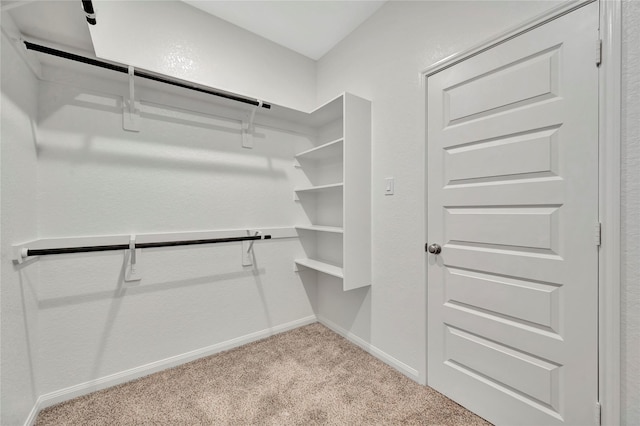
top-left (35, 323), bottom-right (490, 425)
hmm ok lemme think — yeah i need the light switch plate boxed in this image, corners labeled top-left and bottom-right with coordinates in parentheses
top-left (385, 177), bottom-right (394, 195)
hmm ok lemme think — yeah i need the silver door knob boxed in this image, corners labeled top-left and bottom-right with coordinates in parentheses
top-left (427, 243), bottom-right (442, 254)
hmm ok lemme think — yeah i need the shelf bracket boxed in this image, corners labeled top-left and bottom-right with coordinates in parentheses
top-left (123, 65), bottom-right (141, 132)
top-left (125, 234), bottom-right (142, 282)
top-left (241, 101), bottom-right (262, 149)
top-left (12, 245), bottom-right (34, 265)
top-left (241, 230), bottom-right (260, 266)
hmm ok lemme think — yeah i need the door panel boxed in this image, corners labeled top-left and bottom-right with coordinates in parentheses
top-left (443, 325), bottom-right (562, 410)
top-left (445, 46), bottom-right (560, 124)
top-left (444, 127), bottom-right (559, 184)
top-left (427, 3), bottom-right (599, 425)
top-left (445, 206), bottom-right (560, 251)
top-left (444, 267), bottom-right (561, 331)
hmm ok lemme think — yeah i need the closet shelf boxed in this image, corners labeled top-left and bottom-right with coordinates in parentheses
top-left (294, 183), bottom-right (343, 193)
top-left (295, 138), bottom-right (343, 162)
top-left (295, 258), bottom-right (344, 278)
top-left (295, 225), bottom-right (344, 234)
top-left (293, 93), bottom-right (370, 291)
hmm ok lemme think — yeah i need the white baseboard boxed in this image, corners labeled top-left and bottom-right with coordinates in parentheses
top-left (24, 315), bottom-right (317, 426)
top-left (316, 315), bottom-right (420, 382)
top-left (23, 398), bottom-right (41, 426)
top-left (24, 315), bottom-right (420, 425)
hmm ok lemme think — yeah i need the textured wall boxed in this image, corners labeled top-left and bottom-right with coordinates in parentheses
top-left (3, 1), bottom-right (637, 423)
top-left (621, 0), bottom-right (640, 423)
top-left (316, 0), bottom-right (561, 383)
top-left (88, 0), bottom-right (317, 112)
top-left (33, 69), bottom-right (316, 396)
top-left (0, 33), bottom-right (40, 425)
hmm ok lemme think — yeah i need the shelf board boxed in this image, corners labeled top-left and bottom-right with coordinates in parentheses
top-left (267, 94), bottom-right (343, 129)
top-left (295, 138), bottom-right (343, 162)
top-left (295, 225), bottom-right (344, 234)
top-left (295, 258), bottom-right (344, 278)
top-left (294, 182), bottom-right (343, 193)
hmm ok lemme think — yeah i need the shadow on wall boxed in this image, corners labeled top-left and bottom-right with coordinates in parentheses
top-left (249, 251), bottom-right (274, 330)
top-left (18, 271), bottom-right (38, 405)
top-left (318, 275), bottom-right (372, 344)
top-left (35, 266), bottom-right (263, 307)
top-left (34, 82), bottom-right (299, 178)
top-left (31, 253), bottom-right (268, 311)
top-left (299, 268), bottom-right (319, 316)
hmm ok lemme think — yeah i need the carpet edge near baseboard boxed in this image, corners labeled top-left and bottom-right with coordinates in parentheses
top-left (26, 315), bottom-right (423, 426)
top-left (23, 315), bottom-right (318, 426)
top-left (316, 315), bottom-right (421, 383)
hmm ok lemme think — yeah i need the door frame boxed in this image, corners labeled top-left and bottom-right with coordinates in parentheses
top-left (420, 1), bottom-right (622, 424)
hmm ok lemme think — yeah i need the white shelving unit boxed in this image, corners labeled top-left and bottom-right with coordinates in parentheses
top-left (294, 138), bottom-right (343, 163)
top-left (294, 182), bottom-right (344, 194)
top-left (295, 225), bottom-right (343, 234)
top-left (293, 93), bottom-right (371, 291)
top-left (294, 258), bottom-right (344, 279)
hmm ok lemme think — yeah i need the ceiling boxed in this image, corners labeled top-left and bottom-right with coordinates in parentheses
top-left (2, 0), bottom-right (387, 61)
top-left (181, 1), bottom-right (387, 60)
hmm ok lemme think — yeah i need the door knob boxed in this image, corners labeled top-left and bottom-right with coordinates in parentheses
top-left (427, 243), bottom-right (442, 254)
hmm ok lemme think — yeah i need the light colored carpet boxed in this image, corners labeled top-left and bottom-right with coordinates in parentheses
top-left (35, 323), bottom-right (490, 425)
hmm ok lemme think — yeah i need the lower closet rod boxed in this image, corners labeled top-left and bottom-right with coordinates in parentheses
top-left (24, 234), bottom-right (272, 257)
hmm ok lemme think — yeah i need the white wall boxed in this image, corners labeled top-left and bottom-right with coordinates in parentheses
top-left (0, 33), bottom-right (40, 425)
top-left (2, 1), bottom-right (638, 423)
top-left (621, 0), bottom-right (640, 423)
top-left (88, 0), bottom-right (317, 112)
top-left (32, 64), bottom-right (317, 396)
top-left (316, 0), bottom-right (564, 384)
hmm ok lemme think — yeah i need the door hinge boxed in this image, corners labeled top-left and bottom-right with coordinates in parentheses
top-left (596, 39), bottom-right (602, 66)
top-left (594, 401), bottom-right (602, 425)
top-left (595, 222), bottom-right (602, 247)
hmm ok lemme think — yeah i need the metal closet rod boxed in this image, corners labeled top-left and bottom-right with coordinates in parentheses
top-left (81, 0), bottom-right (96, 25)
top-left (25, 234), bottom-right (272, 257)
top-left (23, 41), bottom-right (272, 110)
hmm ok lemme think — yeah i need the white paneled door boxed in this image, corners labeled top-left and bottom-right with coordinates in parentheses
top-left (426, 3), bottom-right (599, 425)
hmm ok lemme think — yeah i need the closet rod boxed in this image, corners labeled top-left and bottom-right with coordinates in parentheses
top-left (81, 0), bottom-right (96, 25)
top-left (23, 41), bottom-right (272, 110)
top-left (24, 234), bottom-right (272, 257)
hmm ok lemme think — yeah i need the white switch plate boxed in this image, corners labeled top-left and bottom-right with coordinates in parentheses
top-left (385, 177), bottom-right (394, 195)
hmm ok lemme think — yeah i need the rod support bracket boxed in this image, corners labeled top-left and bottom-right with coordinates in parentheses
top-left (125, 234), bottom-right (142, 282)
top-left (123, 66), bottom-right (141, 132)
top-left (241, 231), bottom-right (260, 266)
top-left (241, 101), bottom-right (262, 149)
top-left (12, 246), bottom-right (30, 264)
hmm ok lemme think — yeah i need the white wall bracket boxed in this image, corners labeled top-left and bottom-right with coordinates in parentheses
top-left (124, 234), bottom-right (142, 281)
top-left (241, 101), bottom-right (262, 149)
top-left (241, 231), bottom-right (260, 266)
top-left (12, 245), bottom-right (34, 265)
top-left (123, 65), bottom-right (141, 132)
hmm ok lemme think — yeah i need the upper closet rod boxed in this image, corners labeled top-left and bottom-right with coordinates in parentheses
top-left (23, 41), bottom-right (272, 110)
top-left (21, 234), bottom-right (272, 258)
top-left (81, 0), bottom-right (96, 25)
